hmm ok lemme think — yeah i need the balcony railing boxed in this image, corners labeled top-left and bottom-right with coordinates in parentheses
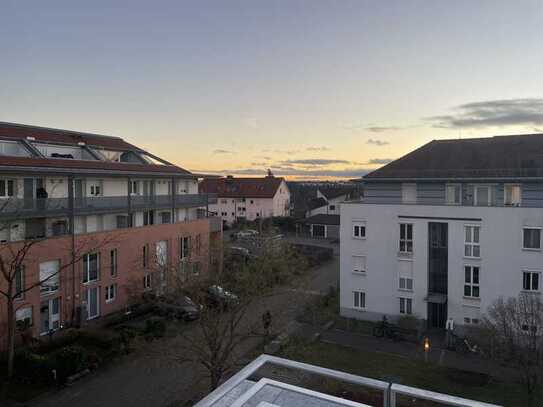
top-left (0, 193), bottom-right (218, 220)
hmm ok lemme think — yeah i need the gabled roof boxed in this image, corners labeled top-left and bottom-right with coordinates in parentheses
top-left (319, 187), bottom-right (353, 200)
top-left (0, 122), bottom-right (192, 176)
top-left (199, 176), bottom-right (285, 198)
top-left (307, 197), bottom-right (328, 211)
top-left (365, 133), bottom-right (543, 180)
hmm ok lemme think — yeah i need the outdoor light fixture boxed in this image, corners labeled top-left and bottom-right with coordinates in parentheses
top-left (424, 337), bottom-right (430, 352)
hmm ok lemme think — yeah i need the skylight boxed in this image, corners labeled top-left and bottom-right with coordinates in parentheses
top-left (0, 140), bottom-right (31, 157)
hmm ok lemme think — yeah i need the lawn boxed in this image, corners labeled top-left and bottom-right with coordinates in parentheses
top-left (278, 338), bottom-right (539, 407)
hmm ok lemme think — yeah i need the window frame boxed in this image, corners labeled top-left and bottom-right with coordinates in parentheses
top-left (522, 227), bottom-right (542, 251)
top-left (105, 283), bottom-right (117, 303)
top-left (353, 290), bottom-right (366, 310)
top-left (352, 220), bottom-right (366, 239)
top-left (446, 183), bottom-right (462, 205)
top-left (83, 252), bottom-right (100, 284)
top-left (352, 255), bottom-right (366, 274)
top-left (399, 297), bottom-right (412, 315)
top-left (504, 184), bottom-right (521, 206)
top-left (399, 277), bottom-right (413, 291)
top-left (522, 270), bottom-right (540, 292)
top-left (40, 260), bottom-right (60, 295)
top-left (110, 248), bottom-right (118, 277)
top-left (0, 179), bottom-right (15, 198)
top-left (463, 265), bottom-right (480, 298)
top-left (464, 224), bottom-right (481, 259)
top-left (399, 223), bottom-right (413, 254)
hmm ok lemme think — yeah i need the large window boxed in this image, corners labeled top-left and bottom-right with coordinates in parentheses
top-left (504, 184), bottom-right (521, 206)
top-left (105, 284), bottom-right (116, 303)
top-left (83, 253), bottom-right (100, 283)
top-left (353, 291), bottom-right (366, 309)
top-left (14, 266), bottom-right (24, 300)
top-left (142, 244), bottom-right (149, 268)
top-left (40, 260), bottom-right (60, 294)
top-left (399, 277), bottom-right (413, 291)
top-left (464, 225), bottom-right (480, 258)
top-left (523, 271), bottom-right (540, 292)
top-left (399, 223), bottom-right (413, 254)
top-left (0, 179), bottom-right (15, 198)
top-left (464, 265), bottom-right (480, 298)
top-left (523, 228), bottom-right (541, 250)
top-left (352, 221), bottom-right (366, 239)
top-left (399, 298), bottom-right (412, 314)
top-left (180, 236), bottom-right (190, 259)
top-left (446, 184), bottom-right (461, 205)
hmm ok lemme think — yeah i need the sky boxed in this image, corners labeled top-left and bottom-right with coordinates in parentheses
top-left (1, 0), bottom-right (543, 180)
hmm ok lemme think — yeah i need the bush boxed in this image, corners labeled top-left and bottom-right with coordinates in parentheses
top-left (144, 316), bottom-right (166, 340)
top-left (13, 350), bottom-right (55, 385)
top-left (52, 345), bottom-right (89, 382)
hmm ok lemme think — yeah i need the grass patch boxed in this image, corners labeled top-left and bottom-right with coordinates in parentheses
top-left (279, 338), bottom-right (538, 407)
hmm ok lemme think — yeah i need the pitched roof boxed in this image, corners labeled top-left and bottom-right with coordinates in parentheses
top-left (319, 187), bottom-right (353, 200)
top-left (307, 197), bottom-right (328, 211)
top-left (0, 121), bottom-right (141, 151)
top-left (199, 176), bottom-right (285, 198)
top-left (0, 122), bottom-right (191, 176)
top-left (302, 214), bottom-right (340, 225)
top-left (365, 134), bottom-right (543, 180)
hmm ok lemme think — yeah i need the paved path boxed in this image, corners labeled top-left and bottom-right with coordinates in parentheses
top-left (29, 258), bottom-right (338, 407)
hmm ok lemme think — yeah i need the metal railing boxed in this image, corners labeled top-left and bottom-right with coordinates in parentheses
top-left (194, 354), bottom-right (502, 407)
top-left (0, 193), bottom-right (218, 220)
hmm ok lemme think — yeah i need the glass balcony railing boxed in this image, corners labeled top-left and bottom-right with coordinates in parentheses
top-left (0, 193), bottom-right (218, 220)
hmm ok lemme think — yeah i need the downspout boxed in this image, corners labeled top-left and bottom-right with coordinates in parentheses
top-left (68, 175), bottom-right (76, 327)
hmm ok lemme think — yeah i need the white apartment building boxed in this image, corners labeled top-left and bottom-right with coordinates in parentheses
top-left (200, 175), bottom-right (290, 225)
top-left (340, 134), bottom-right (543, 331)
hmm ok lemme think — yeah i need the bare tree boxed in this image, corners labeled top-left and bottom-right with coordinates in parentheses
top-left (156, 240), bottom-right (309, 391)
top-left (0, 216), bottom-right (118, 380)
top-left (481, 293), bottom-right (543, 401)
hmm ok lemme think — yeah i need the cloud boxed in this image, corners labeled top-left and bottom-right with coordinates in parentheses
top-left (426, 98), bottom-right (543, 129)
top-left (213, 149), bottom-right (235, 154)
top-left (262, 149), bottom-right (299, 155)
top-left (367, 139), bottom-right (389, 146)
top-left (280, 158), bottom-right (351, 167)
top-left (199, 167), bottom-right (370, 179)
top-left (306, 146), bottom-right (331, 152)
top-left (243, 117), bottom-right (259, 129)
top-left (367, 158), bottom-right (393, 165)
top-left (365, 126), bottom-right (402, 133)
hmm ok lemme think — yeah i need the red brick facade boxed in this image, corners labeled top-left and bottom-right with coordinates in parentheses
top-left (0, 218), bottom-right (216, 349)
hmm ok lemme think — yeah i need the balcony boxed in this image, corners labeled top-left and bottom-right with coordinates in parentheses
top-left (0, 193), bottom-right (218, 220)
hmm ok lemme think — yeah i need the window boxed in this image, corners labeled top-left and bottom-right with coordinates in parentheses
top-left (399, 277), bottom-right (413, 291)
top-left (352, 221), bottom-right (366, 239)
top-left (464, 265), bottom-right (480, 298)
top-left (16, 307), bottom-right (32, 327)
top-left (110, 249), bottom-right (118, 277)
top-left (352, 256), bottom-right (366, 273)
top-left (474, 185), bottom-right (493, 206)
top-left (85, 287), bottom-right (99, 320)
top-left (329, 205), bottom-right (336, 211)
top-left (464, 225), bottom-right (480, 258)
top-left (83, 253), bottom-right (100, 283)
top-left (0, 179), bottom-right (15, 197)
top-left (523, 271), bottom-right (540, 292)
top-left (180, 236), bottom-right (190, 259)
top-left (250, 200), bottom-right (254, 204)
top-left (143, 210), bottom-right (154, 226)
top-left (129, 180), bottom-right (139, 195)
top-left (220, 199), bottom-right (228, 204)
top-left (14, 266), bottom-right (24, 300)
top-left (523, 228), bottom-right (541, 250)
top-left (40, 260), bottom-right (60, 294)
top-left (142, 244), bottom-right (149, 268)
top-left (399, 223), bottom-right (413, 253)
top-left (52, 220), bottom-right (68, 236)
top-left (401, 183), bottom-right (417, 204)
top-left (40, 297), bottom-right (60, 333)
top-left (105, 284), bottom-right (116, 303)
top-left (399, 298), bottom-right (412, 314)
top-left (504, 184), bottom-right (521, 206)
top-left (89, 182), bottom-right (101, 196)
top-left (116, 215), bottom-right (130, 229)
top-left (446, 184), bottom-right (461, 205)
top-left (353, 291), bottom-right (366, 309)
top-left (143, 274), bottom-right (152, 290)
top-left (160, 211), bottom-right (171, 224)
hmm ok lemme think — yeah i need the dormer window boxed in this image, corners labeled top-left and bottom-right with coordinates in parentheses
top-left (0, 140), bottom-right (31, 157)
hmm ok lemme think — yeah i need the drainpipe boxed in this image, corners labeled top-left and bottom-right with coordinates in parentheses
top-left (68, 175), bottom-right (76, 326)
top-left (171, 177), bottom-right (176, 223)
top-left (127, 177), bottom-right (132, 226)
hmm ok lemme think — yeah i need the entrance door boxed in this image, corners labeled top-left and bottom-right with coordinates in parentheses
top-left (85, 287), bottom-right (100, 320)
top-left (40, 297), bottom-right (60, 334)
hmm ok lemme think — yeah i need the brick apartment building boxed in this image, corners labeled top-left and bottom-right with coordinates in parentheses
top-left (0, 122), bottom-right (221, 348)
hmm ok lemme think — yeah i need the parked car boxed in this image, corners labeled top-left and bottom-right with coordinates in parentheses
top-left (156, 295), bottom-right (201, 321)
top-left (206, 285), bottom-right (239, 308)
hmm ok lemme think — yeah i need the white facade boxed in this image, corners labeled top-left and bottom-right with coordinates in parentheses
top-left (340, 201), bottom-right (543, 330)
top-left (307, 191), bottom-right (347, 217)
top-left (208, 180), bottom-right (290, 225)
